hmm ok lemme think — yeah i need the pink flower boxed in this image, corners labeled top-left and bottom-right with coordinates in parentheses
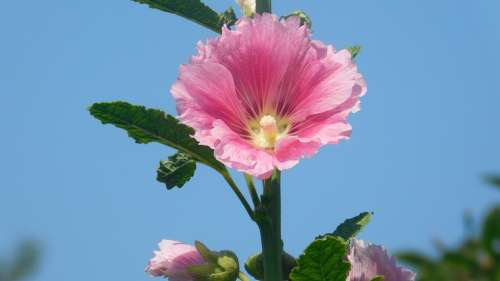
top-left (347, 240), bottom-right (416, 281)
top-left (172, 14), bottom-right (366, 179)
top-left (146, 240), bottom-right (205, 281)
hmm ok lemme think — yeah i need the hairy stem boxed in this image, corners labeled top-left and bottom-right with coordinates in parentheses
top-left (258, 170), bottom-right (283, 281)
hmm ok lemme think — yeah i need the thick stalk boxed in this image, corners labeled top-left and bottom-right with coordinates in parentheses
top-left (258, 170), bottom-right (283, 281)
top-left (256, 0), bottom-right (272, 15)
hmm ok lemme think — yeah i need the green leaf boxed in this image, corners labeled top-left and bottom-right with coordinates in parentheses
top-left (347, 45), bottom-right (362, 59)
top-left (283, 10), bottom-right (312, 29)
top-left (370, 276), bottom-right (385, 281)
top-left (157, 152), bottom-right (196, 189)
top-left (318, 212), bottom-right (372, 241)
top-left (290, 236), bottom-right (350, 281)
top-left (89, 102), bottom-right (225, 172)
top-left (482, 207), bottom-right (500, 259)
top-left (132, 0), bottom-right (236, 33)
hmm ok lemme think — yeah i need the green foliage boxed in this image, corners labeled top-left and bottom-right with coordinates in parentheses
top-left (89, 102), bottom-right (225, 173)
top-left (0, 240), bottom-right (41, 281)
top-left (131, 0), bottom-right (237, 33)
top-left (396, 176), bottom-right (500, 281)
top-left (317, 212), bottom-right (372, 241)
top-left (157, 152), bottom-right (196, 189)
top-left (482, 207), bottom-right (500, 259)
top-left (347, 45), bottom-right (362, 59)
top-left (283, 10), bottom-right (312, 29)
top-left (332, 212), bottom-right (372, 240)
top-left (290, 236), bottom-right (350, 281)
top-left (370, 276), bottom-right (385, 281)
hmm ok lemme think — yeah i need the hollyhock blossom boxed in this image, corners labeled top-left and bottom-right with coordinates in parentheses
top-left (235, 0), bottom-right (256, 17)
top-left (172, 14), bottom-right (366, 179)
top-left (347, 239), bottom-right (416, 281)
top-left (146, 240), bottom-right (204, 281)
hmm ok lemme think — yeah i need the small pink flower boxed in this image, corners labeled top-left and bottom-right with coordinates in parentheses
top-left (172, 14), bottom-right (366, 178)
top-left (347, 240), bottom-right (416, 281)
top-left (146, 240), bottom-right (204, 281)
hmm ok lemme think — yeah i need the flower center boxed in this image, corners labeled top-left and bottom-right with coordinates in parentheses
top-left (250, 115), bottom-right (289, 149)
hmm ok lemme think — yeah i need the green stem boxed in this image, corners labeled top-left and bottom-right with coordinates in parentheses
top-left (221, 170), bottom-right (255, 220)
top-left (258, 170), bottom-right (283, 281)
top-left (256, 0), bottom-right (272, 14)
top-left (245, 174), bottom-right (261, 208)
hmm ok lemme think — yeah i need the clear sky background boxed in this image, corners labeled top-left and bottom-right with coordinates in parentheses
top-left (1, 1), bottom-right (499, 280)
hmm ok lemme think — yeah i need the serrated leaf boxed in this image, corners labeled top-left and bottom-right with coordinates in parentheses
top-left (317, 212), bottom-right (372, 241)
top-left (157, 152), bottom-right (196, 189)
top-left (283, 10), bottom-right (312, 29)
top-left (290, 236), bottom-right (350, 281)
top-left (347, 45), bottom-right (362, 59)
top-left (332, 212), bottom-right (372, 240)
top-left (370, 275), bottom-right (384, 281)
top-left (132, 0), bottom-right (236, 33)
top-left (89, 102), bottom-right (225, 172)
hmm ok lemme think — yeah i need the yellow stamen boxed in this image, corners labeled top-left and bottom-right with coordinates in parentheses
top-left (251, 115), bottom-right (289, 149)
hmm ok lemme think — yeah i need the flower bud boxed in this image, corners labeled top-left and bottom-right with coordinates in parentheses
top-left (146, 240), bottom-right (205, 281)
top-left (235, 0), bottom-right (256, 17)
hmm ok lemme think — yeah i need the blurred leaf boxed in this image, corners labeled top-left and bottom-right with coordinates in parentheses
top-left (370, 276), bottom-right (384, 281)
top-left (347, 45), bottom-right (362, 59)
top-left (484, 175), bottom-right (500, 189)
top-left (157, 152), bottom-right (196, 189)
top-left (7, 241), bottom-right (40, 281)
top-left (131, 0), bottom-right (236, 33)
top-left (318, 212), bottom-right (372, 241)
top-left (395, 251), bottom-right (435, 270)
top-left (482, 207), bottom-right (500, 259)
top-left (290, 236), bottom-right (350, 281)
top-left (89, 102), bottom-right (225, 172)
top-left (283, 10), bottom-right (312, 29)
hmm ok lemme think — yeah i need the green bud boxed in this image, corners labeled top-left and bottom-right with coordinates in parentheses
top-left (347, 45), bottom-right (362, 59)
top-left (244, 252), bottom-right (297, 280)
top-left (282, 10), bottom-right (312, 29)
top-left (192, 242), bottom-right (240, 281)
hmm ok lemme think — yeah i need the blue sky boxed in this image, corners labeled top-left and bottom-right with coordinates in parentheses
top-left (1, 0), bottom-right (499, 280)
